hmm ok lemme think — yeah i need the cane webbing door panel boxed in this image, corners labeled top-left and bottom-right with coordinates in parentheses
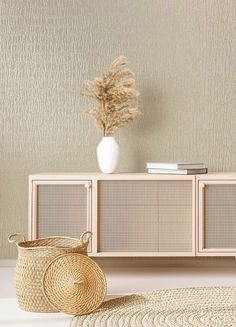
top-left (98, 180), bottom-right (193, 255)
top-left (31, 181), bottom-right (91, 243)
top-left (199, 181), bottom-right (236, 254)
top-left (29, 173), bottom-right (236, 258)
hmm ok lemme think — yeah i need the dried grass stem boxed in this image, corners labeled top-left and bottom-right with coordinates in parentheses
top-left (80, 56), bottom-right (141, 136)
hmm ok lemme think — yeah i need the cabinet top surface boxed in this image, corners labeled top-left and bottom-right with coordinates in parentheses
top-left (29, 172), bottom-right (236, 180)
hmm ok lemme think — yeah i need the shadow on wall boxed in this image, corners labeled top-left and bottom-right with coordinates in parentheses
top-left (127, 86), bottom-right (165, 172)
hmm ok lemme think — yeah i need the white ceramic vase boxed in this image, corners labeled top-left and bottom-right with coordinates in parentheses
top-left (97, 136), bottom-right (119, 173)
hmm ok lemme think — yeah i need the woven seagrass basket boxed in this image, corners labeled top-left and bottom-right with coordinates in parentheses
top-left (8, 231), bottom-right (92, 313)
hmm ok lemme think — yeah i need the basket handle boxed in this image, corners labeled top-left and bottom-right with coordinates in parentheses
top-left (8, 233), bottom-right (26, 244)
top-left (80, 231), bottom-right (92, 244)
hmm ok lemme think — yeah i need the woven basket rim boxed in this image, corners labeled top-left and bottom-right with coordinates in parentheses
top-left (16, 236), bottom-right (88, 250)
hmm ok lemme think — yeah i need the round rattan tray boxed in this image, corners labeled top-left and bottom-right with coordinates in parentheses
top-left (42, 253), bottom-right (106, 315)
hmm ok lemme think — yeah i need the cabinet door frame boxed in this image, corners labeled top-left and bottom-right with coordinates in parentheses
top-left (197, 179), bottom-right (236, 256)
top-left (92, 176), bottom-right (196, 257)
top-left (28, 180), bottom-right (92, 246)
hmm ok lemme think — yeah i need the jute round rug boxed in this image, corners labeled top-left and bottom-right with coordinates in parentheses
top-left (70, 287), bottom-right (236, 327)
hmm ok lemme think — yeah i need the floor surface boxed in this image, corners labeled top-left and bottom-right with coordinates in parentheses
top-left (0, 298), bottom-right (70, 327)
top-left (1, 265), bottom-right (236, 326)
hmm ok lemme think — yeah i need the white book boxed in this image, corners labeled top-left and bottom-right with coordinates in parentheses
top-left (146, 162), bottom-right (206, 170)
top-left (147, 168), bottom-right (207, 175)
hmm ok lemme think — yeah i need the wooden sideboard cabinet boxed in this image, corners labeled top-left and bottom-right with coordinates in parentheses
top-left (29, 172), bottom-right (236, 258)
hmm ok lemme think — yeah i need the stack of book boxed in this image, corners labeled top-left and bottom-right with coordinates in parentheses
top-left (146, 162), bottom-right (207, 175)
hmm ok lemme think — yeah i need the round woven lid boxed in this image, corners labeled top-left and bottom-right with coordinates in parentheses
top-left (42, 253), bottom-right (106, 315)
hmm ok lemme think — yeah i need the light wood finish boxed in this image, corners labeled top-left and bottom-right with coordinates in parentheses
top-left (98, 180), bottom-right (193, 255)
top-left (91, 180), bottom-right (98, 254)
top-left (29, 180), bottom-right (92, 251)
top-left (29, 173), bottom-right (195, 257)
top-left (197, 174), bottom-right (236, 257)
top-left (29, 173), bottom-right (236, 258)
top-left (29, 172), bottom-right (196, 181)
top-left (29, 172), bottom-right (236, 178)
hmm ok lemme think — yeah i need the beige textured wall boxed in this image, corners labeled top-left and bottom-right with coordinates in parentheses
top-left (1, 0), bottom-right (235, 259)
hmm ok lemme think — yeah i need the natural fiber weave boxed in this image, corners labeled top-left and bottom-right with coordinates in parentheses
top-left (8, 232), bottom-right (92, 313)
top-left (71, 287), bottom-right (236, 327)
top-left (43, 253), bottom-right (106, 315)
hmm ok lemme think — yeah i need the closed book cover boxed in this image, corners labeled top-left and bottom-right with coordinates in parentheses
top-left (146, 162), bottom-right (206, 170)
top-left (147, 168), bottom-right (207, 175)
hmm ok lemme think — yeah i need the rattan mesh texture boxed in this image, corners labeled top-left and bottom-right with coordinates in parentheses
top-left (204, 184), bottom-right (236, 249)
top-left (43, 253), bottom-right (106, 315)
top-left (98, 180), bottom-right (192, 252)
top-left (37, 184), bottom-right (88, 239)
